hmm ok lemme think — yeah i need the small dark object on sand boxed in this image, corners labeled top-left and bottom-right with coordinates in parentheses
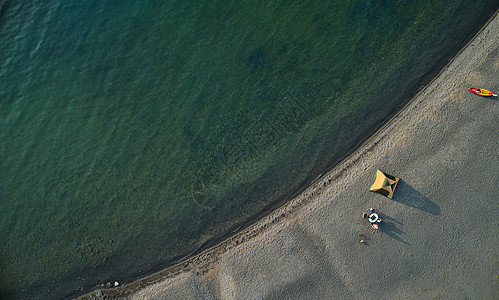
top-left (359, 234), bottom-right (366, 243)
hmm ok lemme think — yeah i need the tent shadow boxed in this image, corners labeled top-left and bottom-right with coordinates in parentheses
top-left (378, 213), bottom-right (411, 246)
top-left (393, 180), bottom-right (440, 215)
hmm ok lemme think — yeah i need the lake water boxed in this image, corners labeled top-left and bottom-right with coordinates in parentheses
top-left (0, 0), bottom-right (497, 298)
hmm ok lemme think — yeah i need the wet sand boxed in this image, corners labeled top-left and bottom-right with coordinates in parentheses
top-left (80, 11), bottom-right (498, 300)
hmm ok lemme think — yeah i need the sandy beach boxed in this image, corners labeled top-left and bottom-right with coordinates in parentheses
top-left (80, 11), bottom-right (498, 300)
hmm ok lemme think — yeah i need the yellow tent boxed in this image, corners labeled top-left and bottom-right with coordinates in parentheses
top-left (370, 169), bottom-right (399, 199)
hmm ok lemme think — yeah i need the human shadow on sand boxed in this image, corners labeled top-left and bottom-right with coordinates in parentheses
top-left (378, 213), bottom-right (411, 246)
top-left (393, 180), bottom-right (440, 215)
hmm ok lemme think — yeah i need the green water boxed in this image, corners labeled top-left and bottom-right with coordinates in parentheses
top-left (0, 0), bottom-right (497, 298)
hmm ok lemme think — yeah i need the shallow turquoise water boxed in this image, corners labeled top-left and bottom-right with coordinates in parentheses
top-left (0, 0), bottom-right (497, 298)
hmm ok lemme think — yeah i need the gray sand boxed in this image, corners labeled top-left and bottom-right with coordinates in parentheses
top-left (82, 12), bottom-right (498, 300)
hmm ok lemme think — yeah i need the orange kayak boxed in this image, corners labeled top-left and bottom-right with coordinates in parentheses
top-left (468, 87), bottom-right (497, 97)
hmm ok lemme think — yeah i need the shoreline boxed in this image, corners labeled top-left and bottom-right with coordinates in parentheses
top-left (78, 10), bottom-right (498, 300)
